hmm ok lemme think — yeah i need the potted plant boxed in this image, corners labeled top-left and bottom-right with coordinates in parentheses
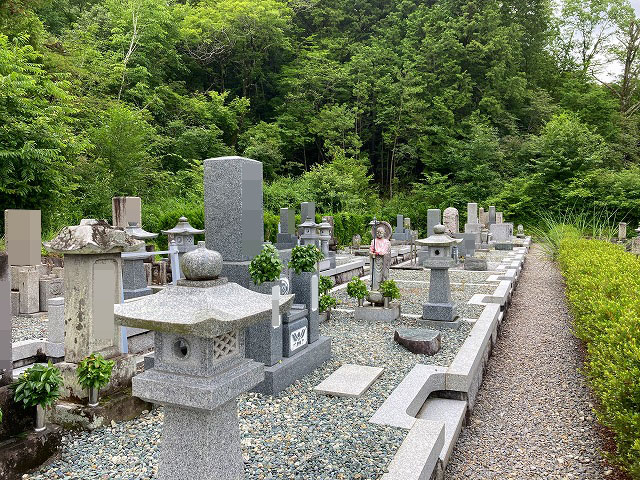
top-left (77, 353), bottom-right (115, 407)
top-left (318, 275), bottom-right (337, 322)
top-left (288, 244), bottom-right (324, 274)
top-left (379, 279), bottom-right (401, 309)
top-left (249, 244), bottom-right (283, 291)
top-left (346, 277), bottom-right (368, 306)
top-left (11, 362), bottom-right (63, 432)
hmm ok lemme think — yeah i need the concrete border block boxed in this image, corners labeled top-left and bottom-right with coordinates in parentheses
top-left (370, 364), bottom-right (447, 429)
top-left (417, 398), bottom-right (467, 465)
top-left (381, 419), bottom-right (445, 480)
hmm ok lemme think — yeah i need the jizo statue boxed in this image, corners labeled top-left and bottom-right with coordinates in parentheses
top-left (369, 223), bottom-right (391, 293)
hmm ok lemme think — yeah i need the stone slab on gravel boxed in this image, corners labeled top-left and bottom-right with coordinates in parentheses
top-left (394, 328), bottom-right (441, 355)
top-left (354, 303), bottom-right (401, 322)
top-left (314, 363), bottom-right (384, 398)
top-left (381, 419), bottom-right (445, 480)
top-left (417, 398), bottom-right (467, 465)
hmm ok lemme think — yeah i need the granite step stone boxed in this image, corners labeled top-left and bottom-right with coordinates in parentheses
top-left (314, 363), bottom-right (384, 398)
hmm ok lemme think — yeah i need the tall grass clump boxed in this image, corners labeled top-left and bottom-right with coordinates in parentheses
top-left (558, 238), bottom-right (640, 476)
top-left (532, 208), bottom-right (621, 259)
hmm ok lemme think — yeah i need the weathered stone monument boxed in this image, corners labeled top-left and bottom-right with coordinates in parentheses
top-left (0, 252), bottom-right (11, 386)
top-left (417, 225), bottom-right (461, 327)
top-left (443, 207), bottom-right (459, 235)
top-left (392, 214), bottom-right (412, 242)
top-left (427, 209), bottom-right (441, 237)
top-left (496, 211), bottom-right (503, 224)
top-left (464, 202), bottom-right (482, 242)
top-left (490, 223), bottom-right (513, 243)
top-left (114, 247), bottom-right (294, 480)
top-left (112, 197), bottom-right (142, 229)
top-left (162, 216), bottom-right (204, 259)
top-left (122, 222), bottom-right (158, 299)
top-left (300, 202), bottom-right (316, 230)
top-left (517, 224), bottom-right (525, 238)
top-left (619, 222), bottom-right (627, 241)
top-left (4, 209), bottom-right (41, 266)
top-left (44, 220), bottom-right (142, 398)
top-left (276, 208), bottom-right (297, 249)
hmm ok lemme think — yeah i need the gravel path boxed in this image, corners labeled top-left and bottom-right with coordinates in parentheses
top-left (445, 246), bottom-right (612, 479)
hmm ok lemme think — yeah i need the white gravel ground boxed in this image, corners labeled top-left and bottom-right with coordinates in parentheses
top-left (446, 246), bottom-right (612, 479)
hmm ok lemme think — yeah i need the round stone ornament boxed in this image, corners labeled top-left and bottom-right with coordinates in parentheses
top-left (180, 241), bottom-right (222, 280)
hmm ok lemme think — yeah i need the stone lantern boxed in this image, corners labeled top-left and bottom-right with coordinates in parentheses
top-left (416, 224), bottom-right (462, 324)
top-left (114, 245), bottom-right (293, 480)
top-left (318, 221), bottom-right (331, 258)
top-left (299, 217), bottom-right (319, 247)
top-left (44, 219), bottom-right (143, 364)
top-left (122, 222), bottom-right (158, 299)
top-left (161, 216), bottom-right (205, 258)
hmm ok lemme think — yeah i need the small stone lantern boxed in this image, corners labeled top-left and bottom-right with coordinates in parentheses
top-left (299, 217), bottom-right (320, 247)
top-left (161, 216), bottom-right (205, 258)
top-left (318, 221), bottom-right (331, 258)
top-left (416, 224), bottom-right (462, 323)
top-left (114, 245), bottom-right (294, 480)
top-left (123, 222), bottom-right (158, 299)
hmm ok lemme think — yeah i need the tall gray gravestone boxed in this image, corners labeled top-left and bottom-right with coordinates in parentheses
top-left (4, 209), bottom-right (41, 266)
top-left (112, 197), bottom-right (142, 229)
top-left (427, 209), bottom-right (441, 237)
top-left (204, 157), bottom-right (263, 262)
top-left (276, 208), bottom-right (297, 248)
top-left (488, 206), bottom-right (497, 226)
top-left (0, 252), bottom-right (11, 385)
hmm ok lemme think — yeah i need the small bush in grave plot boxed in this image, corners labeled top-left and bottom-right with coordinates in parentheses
top-left (558, 238), bottom-right (640, 477)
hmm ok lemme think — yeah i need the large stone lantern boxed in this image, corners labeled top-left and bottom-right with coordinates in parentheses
top-left (416, 224), bottom-right (461, 323)
top-left (161, 216), bottom-right (205, 258)
top-left (114, 244), bottom-right (294, 480)
top-left (123, 222), bottom-right (158, 299)
top-left (318, 221), bottom-right (331, 258)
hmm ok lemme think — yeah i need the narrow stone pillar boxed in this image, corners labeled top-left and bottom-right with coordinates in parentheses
top-left (488, 206), bottom-right (496, 225)
top-left (427, 209), bottom-right (441, 237)
top-left (47, 297), bottom-right (65, 344)
top-left (0, 252), bottom-right (11, 386)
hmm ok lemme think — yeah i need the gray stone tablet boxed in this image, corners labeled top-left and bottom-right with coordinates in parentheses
top-left (314, 363), bottom-right (384, 398)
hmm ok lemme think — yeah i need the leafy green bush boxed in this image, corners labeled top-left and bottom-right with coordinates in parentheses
top-left (77, 353), bottom-right (115, 391)
top-left (379, 279), bottom-right (400, 300)
top-left (249, 244), bottom-right (283, 285)
top-left (319, 275), bottom-right (334, 295)
top-left (288, 245), bottom-right (323, 274)
top-left (346, 277), bottom-right (368, 300)
top-left (319, 294), bottom-right (338, 313)
top-left (12, 362), bottom-right (63, 409)
top-left (558, 238), bottom-right (640, 476)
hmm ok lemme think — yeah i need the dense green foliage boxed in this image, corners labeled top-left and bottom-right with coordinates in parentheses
top-left (249, 244), bottom-right (283, 285)
top-left (318, 275), bottom-right (334, 295)
top-left (288, 245), bottom-right (323, 274)
top-left (11, 362), bottom-right (63, 409)
top-left (379, 279), bottom-right (400, 300)
top-left (319, 293), bottom-right (337, 313)
top-left (76, 353), bottom-right (115, 391)
top-left (558, 238), bottom-right (640, 476)
top-left (3, 0), bottom-right (640, 237)
top-left (346, 277), bottom-right (368, 300)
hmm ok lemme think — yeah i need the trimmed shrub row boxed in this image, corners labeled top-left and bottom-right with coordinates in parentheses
top-left (558, 238), bottom-right (640, 477)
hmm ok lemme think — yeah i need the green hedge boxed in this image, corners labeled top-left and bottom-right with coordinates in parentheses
top-left (558, 238), bottom-right (640, 477)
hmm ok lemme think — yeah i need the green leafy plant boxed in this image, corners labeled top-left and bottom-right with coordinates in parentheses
top-left (77, 353), bottom-right (115, 391)
top-left (379, 279), bottom-right (400, 300)
top-left (288, 245), bottom-right (323, 274)
top-left (249, 244), bottom-right (283, 285)
top-left (11, 362), bottom-right (63, 409)
top-left (319, 275), bottom-right (334, 295)
top-left (346, 277), bottom-right (368, 300)
top-left (0, 406), bottom-right (3, 423)
top-left (319, 294), bottom-right (338, 313)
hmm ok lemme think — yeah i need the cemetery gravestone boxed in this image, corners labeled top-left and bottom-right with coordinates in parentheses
top-left (112, 197), bottom-right (142, 229)
top-left (427, 209), bottom-right (441, 237)
top-left (488, 206), bottom-right (496, 225)
top-left (496, 212), bottom-right (503, 223)
top-left (619, 222), bottom-right (627, 240)
top-left (4, 209), bottom-right (41, 266)
top-left (0, 252), bottom-right (11, 386)
top-left (443, 207), bottom-right (459, 235)
top-left (490, 223), bottom-right (513, 243)
top-left (276, 208), bottom-right (297, 248)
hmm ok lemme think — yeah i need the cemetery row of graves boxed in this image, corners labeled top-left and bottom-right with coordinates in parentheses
top-left (2, 155), bottom-right (636, 479)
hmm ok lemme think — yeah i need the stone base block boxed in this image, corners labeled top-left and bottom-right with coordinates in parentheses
top-left (354, 304), bottom-right (401, 322)
top-left (419, 318), bottom-right (463, 330)
top-left (58, 354), bottom-right (137, 401)
top-left (48, 389), bottom-right (153, 430)
top-left (0, 425), bottom-right (62, 480)
top-left (464, 257), bottom-right (488, 271)
top-left (246, 317), bottom-right (283, 367)
top-left (252, 335), bottom-right (332, 396)
top-left (123, 286), bottom-right (153, 300)
top-left (495, 242), bottom-right (514, 251)
top-left (422, 302), bottom-right (457, 322)
top-left (394, 328), bottom-right (441, 355)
